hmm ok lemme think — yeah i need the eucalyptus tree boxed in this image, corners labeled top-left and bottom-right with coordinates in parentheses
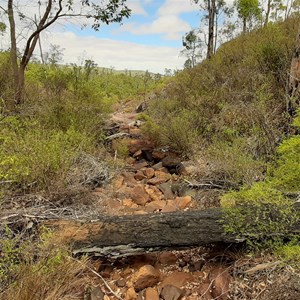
top-left (0, 0), bottom-right (131, 106)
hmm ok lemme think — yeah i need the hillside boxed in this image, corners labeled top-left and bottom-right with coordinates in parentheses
top-left (1, 16), bottom-right (300, 300)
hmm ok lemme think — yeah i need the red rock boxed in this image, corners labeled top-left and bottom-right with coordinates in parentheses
top-left (174, 196), bottom-right (192, 210)
top-left (145, 200), bottom-right (166, 212)
top-left (160, 284), bottom-right (184, 300)
top-left (133, 210), bottom-right (147, 215)
top-left (131, 185), bottom-right (150, 206)
top-left (145, 185), bottom-right (164, 202)
top-left (134, 161), bottom-right (149, 170)
top-left (122, 172), bottom-right (137, 187)
top-left (127, 139), bottom-right (154, 155)
top-left (145, 287), bottom-right (159, 300)
top-left (197, 283), bottom-right (213, 300)
top-left (122, 198), bottom-right (135, 207)
top-left (209, 266), bottom-right (231, 300)
top-left (133, 265), bottom-right (160, 291)
top-left (158, 252), bottom-right (177, 265)
top-left (125, 287), bottom-right (137, 300)
top-left (133, 149), bottom-right (143, 158)
top-left (158, 183), bottom-right (175, 200)
top-left (142, 168), bottom-right (155, 179)
top-left (134, 170), bottom-right (146, 181)
top-left (147, 171), bottom-right (171, 185)
top-left (161, 271), bottom-right (194, 288)
top-left (161, 200), bottom-right (178, 213)
top-left (152, 149), bottom-right (167, 160)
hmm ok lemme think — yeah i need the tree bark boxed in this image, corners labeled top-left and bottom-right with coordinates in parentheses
top-left (7, 0), bottom-right (19, 106)
top-left (264, 0), bottom-right (271, 27)
top-left (45, 209), bottom-right (239, 256)
top-left (207, 0), bottom-right (216, 59)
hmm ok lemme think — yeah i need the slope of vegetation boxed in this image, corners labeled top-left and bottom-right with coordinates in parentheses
top-left (0, 53), bottom-right (164, 197)
top-left (143, 17), bottom-right (299, 187)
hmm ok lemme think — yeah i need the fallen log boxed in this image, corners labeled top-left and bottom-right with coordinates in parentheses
top-left (45, 209), bottom-right (240, 257)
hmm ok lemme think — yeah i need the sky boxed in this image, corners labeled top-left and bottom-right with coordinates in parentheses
top-left (0, 0), bottom-right (203, 73)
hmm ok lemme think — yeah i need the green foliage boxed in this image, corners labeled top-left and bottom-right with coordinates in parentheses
top-left (0, 117), bottom-right (92, 189)
top-left (221, 111), bottom-right (300, 249)
top-left (145, 17), bottom-right (298, 185)
top-left (221, 182), bottom-right (297, 248)
top-left (276, 241), bottom-right (300, 268)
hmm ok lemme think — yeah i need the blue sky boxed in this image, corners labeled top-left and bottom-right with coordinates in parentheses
top-left (0, 0), bottom-right (202, 72)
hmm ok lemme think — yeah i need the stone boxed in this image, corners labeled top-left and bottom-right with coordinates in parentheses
top-left (152, 162), bottom-right (163, 170)
top-left (174, 196), bottom-right (192, 210)
top-left (158, 252), bottom-right (177, 265)
top-left (145, 287), bottom-right (160, 300)
top-left (125, 287), bottom-right (137, 300)
top-left (160, 284), bottom-right (184, 300)
top-left (134, 170), bottom-right (146, 181)
top-left (197, 283), bottom-right (213, 300)
top-left (90, 286), bottom-right (104, 300)
top-left (122, 198), bottom-right (135, 207)
top-left (133, 149), bottom-right (143, 158)
top-left (131, 185), bottom-right (150, 206)
top-left (127, 139), bottom-right (154, 155)
top-left (162, 156), bottom-right (183, 174)
top-left (133, 265), bottom-right (160, 291)
top-left (161, 271), bottom-right (194, 288)
top-left (158, 183), bottom-right (176, 200)
top-left (145, 185), bottom-right (164, 202)
top-left (103, 296), bottom-right (110, 300)
top-left (145, 200), bottom-right (166, 212)
top-left (147, 171), bottom-right (171, 185)
top-left (116, 278), bottom-right (126, 288)
top-left (209, 266), bottom-right (231, 300)
top-left (152, 149), bottom-right (167, 161)
top-left (161, 200), bottom-right (178, 213)
top-left (134, 161), bottom-right (149, 170)
top-left (122, 172), bottom-right (138, 187)
top-left (142, 168), bottom-right (155, 179)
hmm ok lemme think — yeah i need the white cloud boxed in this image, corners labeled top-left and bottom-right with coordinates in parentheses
top-left (41, 31), bottom-right (185, 72)
top-left (158, 0), bottom-right (199, 15)
top-left (120, 14), bottom-right (191, 40)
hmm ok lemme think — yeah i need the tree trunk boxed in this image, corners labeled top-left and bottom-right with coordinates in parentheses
top-left (243, 17), bottom-right (247, 33)
top-left (7, 0), bottom-right (19, 106)
top-left (45, 209), bottom-right (238, 256)
top-left (264, 0), bottom-right (271, 27)
top-left (207, 0), bottom-right (216, 59)
top-left (287, 26), bottom-right (300, 116)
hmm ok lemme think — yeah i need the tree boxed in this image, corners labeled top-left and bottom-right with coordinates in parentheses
top-left (44, 44), bottom-right (65, 67)
top-left (193, 0), bottom-right (216, 59)
top-left (0, 0), bottom-right (131, 106)
top-left (235, 0), bottom-right (261, 33)
top-left (181, 30), bottom-right (203, 68)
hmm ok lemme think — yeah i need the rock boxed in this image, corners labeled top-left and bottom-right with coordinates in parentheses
top-left (133, 265), bottom-right (160, 291)
top-left (122, 172), bottom-right (138, 187)
top-left (161, 271), bottom-right (194, 288)
top-left (174, 196), bottom-right (192, 210)
top-left (145, 185), bottom-right (164, 202)
top-left (152, 149), bottom-right (168, 161)
top-left (145, 287), bottom-right (160, 300)
top-left (125, 287), bottom-right (137, 300)
top-left (190, 260), bottom-right (205, 272)
top-left (142, 168), bottom-right (155, 179)
top-left (197, 283), bottom-right (213, 300)
top-left (145, 200), bottom-right (166, 212)
top-left (133, 149), bottom-right (143, 158)
top-left (90, 286), bottom-right (104, 300)
top-left (134, 170), bottom-right (146, 181)
top-left (162, 156), bottom-right (183, 174)
top-left (127, 139), bottom-right (154, 155)
top-left (131, 185), bottom-right (150, 206)
top-left (116, 278), bottom-right (126, 288)
top-left (152, 162), bottom-right (163, 170)
top-left (103, 296), bottom-right (110, 300)
top-left (148, 171), bottom-right (171, 185)
top-left (209, 266), bottom-right (231, 300)
top-left (161, 200), bottom-right (178, 212)
top-left (158, 252), bottom-right (177, 265)
top-left (158, 182), bottom-right (176, 200)
top-left (122, 198), bottom-right (136, 207)
top-left (134, 161), bottom-right (149, 170)
top-left (160, 284), bottom-right (184, 300)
